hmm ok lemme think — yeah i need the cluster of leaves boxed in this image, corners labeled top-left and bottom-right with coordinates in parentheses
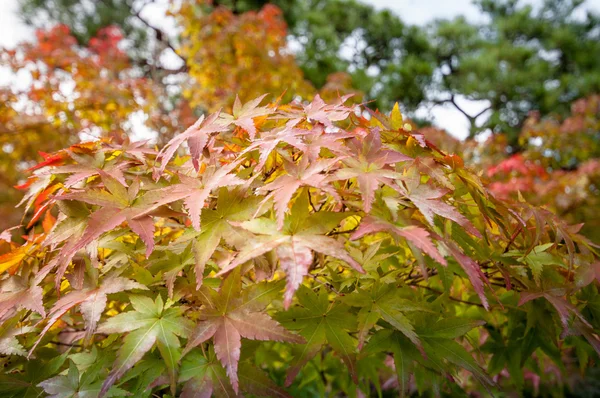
top-left (1, 3), bottom-right (366, 230)
top-left (1, 95), bottom-right (599, 396)
top-left (0, 23), bottom-right (182, 229)
top-left (471, 95), bottom-right (600, 243)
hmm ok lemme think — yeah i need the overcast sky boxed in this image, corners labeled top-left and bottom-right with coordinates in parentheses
top-left (2, 0), bottom-right (600, 138)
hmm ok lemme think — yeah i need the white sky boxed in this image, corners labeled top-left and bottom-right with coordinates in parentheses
top-left (2, 0), bottom-right (600, 139)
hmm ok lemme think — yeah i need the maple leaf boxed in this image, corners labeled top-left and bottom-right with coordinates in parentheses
top-left (282, 94), bottom-right (353, 128)
top-left (258, 157), bottom-right (341, 229)
top-left (242, 123), bottom-right (350, 172)
top-left (277, 286), bottom-right (358, 386)
top-left (238, 363), bottom-right (293, 398)
top-left (350, 215), bottom-right (446, 266)
top-left (444, 241), bottom-right (491, 310)
top-left (342, 283), bottom-right (427, 351)
top-left (179, 349), bottom-right (236, 398)
top-left (40, 152), bottom-right (130, 188)
top-left (16, 172), bottom-right (53, 215)
top-left (219, 94), bottom-right (271, 139)
top-left (0, 276), bottom-right (45, 323)
top-left (50, 173), bottom-right (189, 280)
top-left (0, 354), bottom-right (68, 397)
top-left (38, 360), bottom-right (104, 398)
top-left (240, 121), bottom-right (305, 171)
top-left (399, 173), bottom-right (482, 238)
top-left (519, 289), bottom-right (594, 334)
top-left (333, 131), bottom-right (411, 212)
top-left (412, 157), bottom-right (454, 190)
top-left (0, 316), bottom-right (33, 356)
top-left (102, 138), bottom-right (158, 163)
top-left (0, 241), bottom-right (35, 275)
top-left (96, 294), bottom-right (193, 397)
top-left (192, 187), bottom-right (263, 288)
top-left (183, 270), bottom-right (304, 393)
top-left (365, 105), bottom-right (427, 147)
top-left (0, 226), bottom-right (20, 243)
top-left (367, 314), bottom-right (491, 397)
top-left (155, 112), bottom-right (230, 176)
top-left (505, 243), bottom-right (563, 286)
top-left (29, 274), bottom-right (146, 355)
top-left (297, 124), bottom-right (351, 162)
top-left (170, 159), bottom-right (246, 231)
top-left (364, 330), bottom-right (421, 397)
top-left (218, 191), bottom-right (364, 307)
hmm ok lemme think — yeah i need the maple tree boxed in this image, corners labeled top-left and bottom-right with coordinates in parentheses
top-left (0, 23), bottom-right (184, 231)
top-left (0, 95), bottom-right (598, 397)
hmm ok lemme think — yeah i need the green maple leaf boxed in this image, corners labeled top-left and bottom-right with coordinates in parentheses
top-left (183, 270), bottom-right (304, 393)
top-left (96, 294), bottom-right (193, 397)
top-left (0, 353), bottom-right (68, 398)
top-left (218, 190), bottom-right (363, 307)
top-left (416, 316), bottom-right (493, 391)
top-left (277, 286), bottom-right (359, 387)
top-left (0, 316), bottom-right (33, 356)
top-left (342, 282), bottom-right (426, 350)
top-left (179, 348), bottom-right (290, 398)
top-left (38, 360), bottom-right (124, 398)
top-left (365, 330), bottom-right (422, 397)
top-left (179, 348), bottom-right (236, 398)
top-left (366, 317), bottom-right (489, 396)
top-left (506, 243), bottom-right (564, 286)
top-left (192, 187), bottom-right (263, 288)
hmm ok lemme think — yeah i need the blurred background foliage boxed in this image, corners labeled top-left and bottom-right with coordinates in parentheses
top-left (2, 0), bottom-right (600, 241)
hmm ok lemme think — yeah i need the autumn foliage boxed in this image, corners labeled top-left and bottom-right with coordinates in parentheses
top-left (177, 3), bottom-right (315, 111)
top-left (0, 94), bottom-right (599, 397)
top-left (1, 1), bottom-right (600, 396)
top-left (478, 95), bottom-right (600, 243)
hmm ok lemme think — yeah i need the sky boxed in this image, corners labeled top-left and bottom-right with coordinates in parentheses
top-left (2, 0), bottom-right (600, 138)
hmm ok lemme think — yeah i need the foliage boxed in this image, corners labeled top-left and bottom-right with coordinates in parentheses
top-left (1, 3), bottom-right (366, 229)
top-left (474, 95), bottom-right (600, 243)
top-left (1, 96), bottom-right (599, 397)
top-left (0, 24), bottom-right (161, 229)
top-left (175, 2), bottom-right (314, 112)
top-left (17, 0), bottom-right (600, 138)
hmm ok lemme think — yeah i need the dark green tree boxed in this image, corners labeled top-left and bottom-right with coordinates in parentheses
top-left (428, 0), bottom-right (600, 139)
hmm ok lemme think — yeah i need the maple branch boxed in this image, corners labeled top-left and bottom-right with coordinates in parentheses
top-left (503, 224), bottom-right (523, 253)
top-left (327, 228), bottom-right (357, 236)
top-left (50, 341), bottom-right (83, 348)
top-left (411, 284), bottom-right (487, 308)
top-left (309, 273), bottom-right (342, 295)
top-left (307, 189), bottom-right (318, 212)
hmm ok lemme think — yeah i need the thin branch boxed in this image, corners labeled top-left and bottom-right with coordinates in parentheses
top-left (309, 273), bottom-right (342, 295)
top-left (132, 3), bottom-right (189, 70)
top-left (449, 94), bottom-right (475, 122)
top-left (50, 341), bottom-right (83, 348)
top-left (411, 284), bottom-right (487, 308)
top-left (473, 105), bottom-right (492, 119)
